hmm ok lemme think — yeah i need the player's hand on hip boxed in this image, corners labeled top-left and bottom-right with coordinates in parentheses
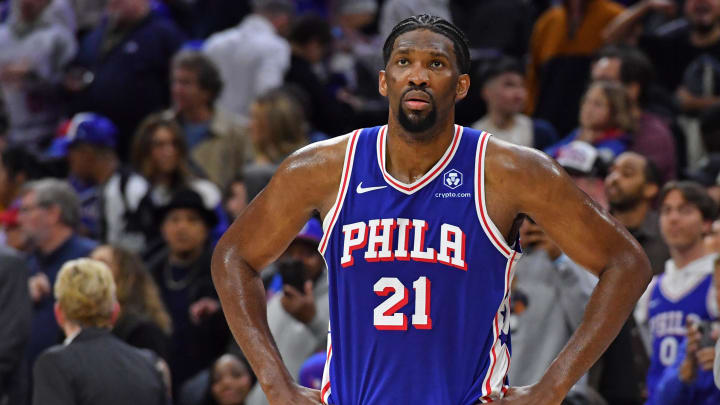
top-left (268, 384), bottom-right (322, 405)
top-left (498, 385), bottom-right (563, 405)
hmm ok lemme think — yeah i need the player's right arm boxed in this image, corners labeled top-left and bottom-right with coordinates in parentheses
top-left (211, 135), bottom-right (349, 405)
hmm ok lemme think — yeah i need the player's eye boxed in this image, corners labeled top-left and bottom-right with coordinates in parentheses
top-left (397, 58), bottom-right (409, 66)
top-left (431, 60), bottom-right (444, 68)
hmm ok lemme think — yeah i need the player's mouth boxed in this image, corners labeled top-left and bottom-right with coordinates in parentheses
top-left (403, 91), bottom-right (432, 111)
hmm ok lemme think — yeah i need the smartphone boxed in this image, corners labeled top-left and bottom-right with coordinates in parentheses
top-left (277, 259), bottom-right (308, 292)
top-left (696, 321), bottom-right (716, 349)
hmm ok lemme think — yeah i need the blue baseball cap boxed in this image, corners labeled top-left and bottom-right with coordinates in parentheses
top-left (296, 218), bottom-right (323, 245)
top-left (46, 113), bottom-right (117, 158)
top-left (298, 352), bottom-right (326, 390)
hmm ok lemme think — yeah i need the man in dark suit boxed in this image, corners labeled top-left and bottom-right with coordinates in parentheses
top-left (32, 258), bottom-right (167, 405)
top-left (0, 245), bottom-right (31, 404)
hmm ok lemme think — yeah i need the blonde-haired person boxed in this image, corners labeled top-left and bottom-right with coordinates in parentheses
top-left (32, 258), bottom-right (168, 405)
top-left (248, 88), bottom-right (309, 165)
top-left (91, 245), bottom-right (172, 360)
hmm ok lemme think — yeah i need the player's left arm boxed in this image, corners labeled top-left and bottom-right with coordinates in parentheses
top-left (485, 140), bottom-right (652, 404)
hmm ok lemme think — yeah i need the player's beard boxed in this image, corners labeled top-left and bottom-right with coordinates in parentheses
top-left (397, 100), bottom-right (437, 134)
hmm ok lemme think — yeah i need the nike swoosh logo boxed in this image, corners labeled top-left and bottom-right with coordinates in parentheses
top-left (356, 182), bottom-right (387, 194)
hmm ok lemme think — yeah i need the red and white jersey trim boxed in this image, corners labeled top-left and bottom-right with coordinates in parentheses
top-left (474, 131), bottom-right (516, 259)
top-left (320, 325), bottom-right (333, 404)
top-left (319, 130), bottom-right (361, 255)
top-left (376, 125), bottom-right (464, 195)
top-left (479, 251), bottom-right (520, 402)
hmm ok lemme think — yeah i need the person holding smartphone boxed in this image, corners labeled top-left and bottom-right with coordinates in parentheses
top-left (244, 218), bottom-right (329, 405)
top-left (651, 319), bottom-right (720, 405)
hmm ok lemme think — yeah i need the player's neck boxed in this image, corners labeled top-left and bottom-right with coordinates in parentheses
top-left (670, 241), bottom-right (707, 270)
top-left (385, 120), bottom-right (456, 184)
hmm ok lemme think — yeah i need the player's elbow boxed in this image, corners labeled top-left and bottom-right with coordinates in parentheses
top-left (618, 246), bottom-right (653, 294)
top-left (210, 236), bottom-right (243, 288)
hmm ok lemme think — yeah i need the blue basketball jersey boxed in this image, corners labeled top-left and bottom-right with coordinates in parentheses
top-left (317, 125), bottom-right (522, 404)
top-left (645, 256), bottom-right (716, 402)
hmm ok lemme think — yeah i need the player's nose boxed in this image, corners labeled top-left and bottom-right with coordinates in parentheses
top-left (407, 62), bottom-right (429, 87)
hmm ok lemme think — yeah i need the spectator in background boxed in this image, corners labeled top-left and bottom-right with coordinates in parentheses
top-left (19, 179), bottom-right (97, 368)
top-left (66, 0), bottom-right (184, 160)
top-left (0, 245), bottom-right (31, 404)
top-left (602, 151), bottom-right (669, 404)
top-left (168, 50), bottom-right (252, 188)
top-left (449, 0), bottom-right (531, 60)
top-left (684, 155), bottom-right (720, 208)
top-left (60, 113), bottom-right (151, 251)
top-left (678, 52), bottom-right (720, 114)
top-left (526, 0), bottom-right (625, 136)
top-left (605, 152), bottom-right (669, 275)
top-left (67, 0), bottom-right (110, 36)
top-left (147, 189), bottom-right (228, 391)
top-left (0, 205), bottom-right (30, 251)
top-left (205, 354), bottom-right (253, 405)
top-left (509, 218), bottom-right (599, 402)
top-left (32, 258), bottom-right (168, 405)
top-left (472, 56), bottom-right (558, 150)
top-left (285, 15), bottom-right (356, 137)
top-left (546, 80), bottom-right (635, 164)
top-left (247, 88), bottom-right (308, 166)
top-left (91, 244), bottom-right (172, 361)
top-left (0, 0), bottom-right (76, 153)
top-left (223, 175), bottom-right (247, 221)
top-left (651, 319), bottom-right (720, 405)
top-left (0, 145), bottom-right (40, 212)
top-left (132, 113), bottom-right (227, 247)
top-left (635, 181), bottom-right (719, 404)
top-left (592, 45), bottom-right (677, 182)
top-left (605, 0), bottom-right (720, 96)
top-left (204, 0), bottom-right (293, 122)
top-left (245, 218), bottom-right (329, 405)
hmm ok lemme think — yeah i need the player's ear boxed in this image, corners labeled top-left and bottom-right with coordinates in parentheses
top-left (455, 73), bottom-right (470, 102)
top-left (379, 70), bottom-right (388, 97)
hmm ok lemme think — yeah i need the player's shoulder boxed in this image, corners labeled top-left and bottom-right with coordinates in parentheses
top-left (484, 135), bottom-right (558, 180)
top-left (272, 131), bottom-right (357, 192)
top-left (281, 131), bottom-right (353, 172)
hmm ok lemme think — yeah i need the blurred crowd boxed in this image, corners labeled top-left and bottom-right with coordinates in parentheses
top-left (1, 0), bottom-right (720, 404)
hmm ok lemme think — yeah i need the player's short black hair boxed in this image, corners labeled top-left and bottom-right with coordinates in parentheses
top-left (476, 56), bottom-right (524, 89)
top-left (289, 15), bottom-right (332, 46)
top-left (659, 181), bottom-right (718, 221)
top-left (382, 14), bottom-right (471, 74)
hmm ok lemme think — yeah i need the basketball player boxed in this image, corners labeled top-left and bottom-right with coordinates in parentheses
top-left (211, 15), bottom-right (652, 405)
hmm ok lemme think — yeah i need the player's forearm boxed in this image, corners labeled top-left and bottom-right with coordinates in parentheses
top-left (211, 242), bottom-right (294, 399)
top-left (537, 253), bottom-right (651, 399)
